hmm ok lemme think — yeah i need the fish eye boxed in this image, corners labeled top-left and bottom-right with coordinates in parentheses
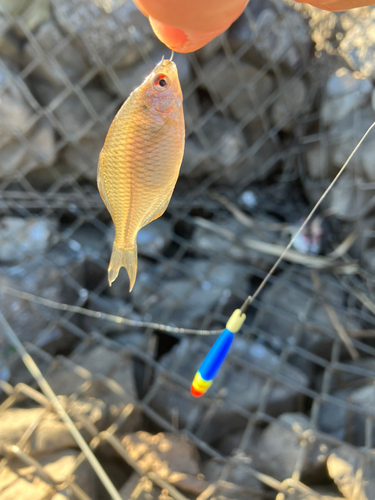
top-left (153, 74), bottom-right (169, 91)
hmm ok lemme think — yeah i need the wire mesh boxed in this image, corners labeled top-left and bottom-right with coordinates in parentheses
top-left (1, 0), bottom-right (375, 499)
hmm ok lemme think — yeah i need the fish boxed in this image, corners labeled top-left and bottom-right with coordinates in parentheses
top-left (97, 58), bottom-right (185, 291)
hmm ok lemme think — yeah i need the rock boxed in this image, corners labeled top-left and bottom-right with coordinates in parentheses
top-left (52, 0), bottom-right (154, 69)
top-left (0, 0), bottom-right (50, 34)
top-left (23, 21), bottom-right (89, 87)
top-left (0, 449), bottom-right (97, 499)
top-left (0, 273), bottom-right (56, 351)
top-left (150, 337), bottom-right (308, 443)
top-left (143, 259), bottom-right (249, 327)
top-left (277, 485), bottom-right (344, 500)
top-left (120, 472), bottom-right (174, 500)
top-left (339, 11), bottom-right (375, 79)
top-left (0, 30), bottom-right (21, 63)
top-left (0, 69), bottom-right (55, 181)
top-left (0, 243), bottom-right (84, 354)
top-left (202, 54), bottom-right (274, 123)
top-left (253, 267), bottom-right (361, 372)
top-left (372, 88), bottom-right (375, 111)
top-left (328, 106), bottom-right (375, 181)
top-left (321, 68), bottom-right (373, 125)
top-left (0, 400), bottom-right (102, 456)
top-left (0, 65), bottom-right (32, 136)
top-left (202, 459), bottom-right (263, 500)
top-left (327, 106), bottom-right (375, 173)
top-left (257, 413), bottom-right (332, 482)
top-left (82, 295), bottom-right (133, 335)
top-left (327, 446), bottom-right (375, 500)
top-left (306, 142), bottom-right (336, 180)
top-left (228, 0), bottom-right (310, 72)
top-left (137, 219), bottom-right (173, 259)
top-left (54, 87), bottom-right (111, 137)
top-left (180, 136), bottom-right (210, 178)
top-left (192, 216), bottom-right (281, 271)
top-left (45, 344), bottom-right (141, 431)
top-left (182, 115), bottom-right (246, 177)
top-left (203, 115), bottom-right (247, 169)
top-left (318, 384), bottom-right (375, 446)
top-left (122, 432), bottom-right (208, 495)
top-left (271, 78), bottom-right (308, 132)
top-left (184, 91), bottom-right (201, 136)
top-left (60, 125), bottom-right (106, 182)
top-left (330, 173), bottom-right (375, 221)
top-left (0, 217), bottom-right (56, 263)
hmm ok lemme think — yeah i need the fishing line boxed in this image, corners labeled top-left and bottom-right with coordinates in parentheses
top-left (191, 119), bottom-right (375, 396)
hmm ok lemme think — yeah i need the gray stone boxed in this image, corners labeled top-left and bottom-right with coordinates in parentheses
top-left (0, 449), bottom-right (97, 500)
top-left (183, 115), bottom-right (247, 178)
top-left (318, 384), bottom-right (375, 446)
top-left (322, 68), bottom-right (373, 125)
top-left (52, 0), bottom-right (154, 69)
top-left (327, 446), bottom-right (375, 500)
top-left (328, 107), bottom-right (375, 179)
top-left (271, 78), bottom-right (308, 132)
top-left (137, 219), bottom-right (173, 259)
top-left (0, 0), bottom-right (50, 34)
top-left (23, 21), bottom-right (89, 87)
top-left (257, 413), bottom-right (332, 482)
top-left (228, 1), bottom-right (310, 72)
top-left (150, 337), bottom-right (308, 443)
top-left (253, 268), bottom-right (361, 373)
top-left (279, 485), bottom-right (344, 500)
top-left (143, 259), bottom-right (249, 326)
top-left (0, 242), bottom-right (85, 349)
top-left (54, 87), bottom-right (111, 136)
top-left (0, 217), bottom-right (56, 263)
top-left (202, 115), bottom-right (247, 169)
top-left (184, 91), bottom-right (201, 136)
top-left (330, 173), bottom-right (375, 221)
top-left (202, 54), bottom-right (274, 123)
top-left (192, 216), bottom-right (280, 271)
top-left (306, 142), bottom-right (337, 180)
top-left (202, 459), bottom-right (263, 500)
top-left (0, 30), bottom-right (21, 63)
top-left (0, 66), bottom-right (55, 180)
top-left (82, 295), bottom-right (133, 335)
top-left (45, 344), bottom-right (142, 431)
top-left (60, 125), bottom-right (106, 181)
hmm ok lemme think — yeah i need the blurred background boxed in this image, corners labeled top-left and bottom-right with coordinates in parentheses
top-left (0, 0), bottom-right (375, 498)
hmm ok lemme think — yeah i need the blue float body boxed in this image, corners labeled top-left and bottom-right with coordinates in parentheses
top-left (198, 328), bottom-right (235, 382)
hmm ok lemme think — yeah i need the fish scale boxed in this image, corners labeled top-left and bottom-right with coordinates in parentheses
top-left (97, 59), bottom-right (185, 291)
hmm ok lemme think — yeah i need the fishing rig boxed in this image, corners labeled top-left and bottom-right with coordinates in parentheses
top-left (190, 121), bottom-right (375, 397)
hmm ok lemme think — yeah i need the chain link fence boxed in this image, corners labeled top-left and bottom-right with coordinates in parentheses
top-left (1, 0), bottom-right (375, 498)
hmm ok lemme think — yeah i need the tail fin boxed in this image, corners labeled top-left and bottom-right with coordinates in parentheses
top-left (108, 243), bottom-right (138, 291)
